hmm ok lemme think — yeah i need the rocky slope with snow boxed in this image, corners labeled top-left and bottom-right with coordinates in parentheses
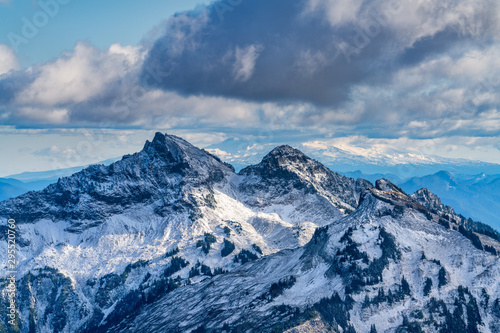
top-left (0, 133), bottom-right (371, 333)
top-left (104, 180), bottom-right (500, 333)
top-left (238, 145), bottom-right (372, 223)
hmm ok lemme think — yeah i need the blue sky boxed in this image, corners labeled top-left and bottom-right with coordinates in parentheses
top-left (0, 0), bottom-right (209, 66)
top-left (0, 0), bottom-right (499, 176)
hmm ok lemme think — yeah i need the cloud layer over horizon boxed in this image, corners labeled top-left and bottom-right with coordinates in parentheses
top-left (0, 0), bottom-right (499, 143)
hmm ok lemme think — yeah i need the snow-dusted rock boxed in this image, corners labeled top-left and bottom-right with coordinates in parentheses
top-left (0, 133), bottom-right (370, 333)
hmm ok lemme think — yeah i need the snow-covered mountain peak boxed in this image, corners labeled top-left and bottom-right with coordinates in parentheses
top-left (139, 132), bottom-right (234, 174)
top-left (141, 132), bottom-right (189, 163)
top-left (242, 144), bottom-right (314, 174)
top-left (266, 145), bottom-right (305, 159)
top-left (238, 144), bottom-right (350, 188)
top-left (0, 132), bottom-right (234, 227)
top-left (237, 144), bottom-right (373, 217)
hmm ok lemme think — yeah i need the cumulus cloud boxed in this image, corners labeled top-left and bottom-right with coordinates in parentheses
top-left (0, 0), bottom-right (498, 143)
top-left (343, 43), bottom-right (500, 137)
top-left (16, 42), bottom-right (144, 106)
top-left (304, 0), bottom-right (364, 26)
top-left (142, 0), bottom-right (499, 106)
top-left (0, 45), bottom-right (19, 76)
top-left (0, 42), bottom-right (149, 126)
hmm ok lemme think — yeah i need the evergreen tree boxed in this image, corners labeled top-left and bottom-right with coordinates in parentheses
top-left (401, 276), bottom-right (411, 296)
top-left (375, 288), bottom-right (385, 305)
top-left (387, 289), bottom-right (394, 305)
top-left (370, 324), bottom-right (378, 333)
top-left (438, 267), bottom-right (448, 288)
top-left (344, 325), bottom-right (356, 333)
top-left (362, 295), bottom-right (371, 308)
top-left (480, 288), bottom-right (490, 308)
top-left (402, 316), bottom-right (424, 333)
top-left (423, 277), bottom-right (432, 296)
top-left (221, 239), bottom-right (235, 257)
top-left (200, 264), bottom-right (212, 276)
top-left (450, 299), bottom-right (467, 332)
top-left (465, 293), bottom-right (482, 333)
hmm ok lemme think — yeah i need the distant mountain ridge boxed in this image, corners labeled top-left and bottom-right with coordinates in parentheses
top-left (3, 138), bottom-right (500, 229)
top-left (205, 138), bottom-right (500, 176)
top-left (400, 171), bottom-right (500, 230)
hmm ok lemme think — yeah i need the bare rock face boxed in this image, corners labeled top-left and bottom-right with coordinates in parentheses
top-left (284, 318), bottom-right (336, 333)
top-left (411, 187), bottom-right (456, 216)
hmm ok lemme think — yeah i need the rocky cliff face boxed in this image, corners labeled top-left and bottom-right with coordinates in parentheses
top-left (0, 133), bottom-right (234, 228)
top-left (411, 188), bottom-right (456, 218)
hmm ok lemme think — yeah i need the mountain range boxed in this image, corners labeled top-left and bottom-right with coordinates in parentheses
top-left (205, 138), bottom-right (500, 176)
top-left (0, 133), bottom-right (499, 333)
top-left (400, 171), bottom-right (500, 231)
top-left (2, 139), bottom-right (500, 230)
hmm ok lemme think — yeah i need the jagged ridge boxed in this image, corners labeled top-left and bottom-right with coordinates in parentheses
top-left (0, 133), bottom-right (233, 229)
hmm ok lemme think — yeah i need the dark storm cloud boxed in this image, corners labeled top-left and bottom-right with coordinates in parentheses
top-left (0, 0), bottom-right (498, 140)
top-left (140, 0), bottom-right (497, 106)
top-left (141, 0), bottom-right (397, 106)
top-left (397, 28), bottom-right (478, 66)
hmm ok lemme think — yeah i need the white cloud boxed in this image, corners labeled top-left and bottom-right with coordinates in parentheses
top-left (376, 0), bottom-right (497, 47)
top-left (0, 0), bottom-right (498, 148)
top-left (16, 42), bottom-right (144, 106)
top-left (108, 43), bottom-right (144, 65)
top-left (17, 107), bottom-right (70, 125)
top-left (163, 10), bottom-right (210, 58)
top-left (339, 43), bottom-right (500, 137)
top-left (304, 0), bottom-right (364, 26)
top-left (294, 50), bottom-right (328, 76)
top-left (233, 44), bottom-right (263, 82)
top-left (304, 0), bottom-right (498, 51)
top-left (0, 44), bottom-right (19, 76)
